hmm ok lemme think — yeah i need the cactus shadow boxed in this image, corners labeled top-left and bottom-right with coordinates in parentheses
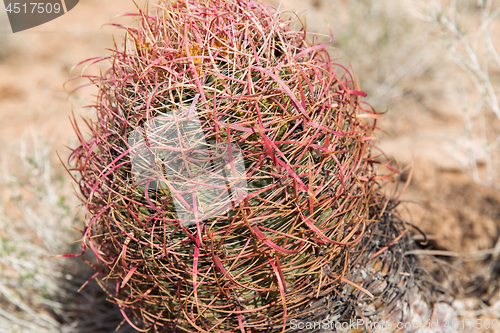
top-left (53, 252), bottom-right (137, 333)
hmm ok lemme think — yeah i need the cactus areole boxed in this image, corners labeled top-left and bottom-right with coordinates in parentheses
top-left (67, 0), bottom-right (387, 331)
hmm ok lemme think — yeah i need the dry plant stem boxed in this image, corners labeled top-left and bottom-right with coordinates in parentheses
top-left (420, 0), bottom-right (500, 188)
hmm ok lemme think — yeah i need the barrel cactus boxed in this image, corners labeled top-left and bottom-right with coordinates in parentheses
top-left (68, 0), bottom-right (394, 331)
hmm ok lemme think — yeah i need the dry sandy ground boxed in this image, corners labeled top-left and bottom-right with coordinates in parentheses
top-left (0, 0), bottom-right (146, 156)
top-left (1, 0), bottom-right (499, 330)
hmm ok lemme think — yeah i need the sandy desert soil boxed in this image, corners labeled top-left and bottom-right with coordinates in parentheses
top-left (1, 0), bottom-right (499, 331)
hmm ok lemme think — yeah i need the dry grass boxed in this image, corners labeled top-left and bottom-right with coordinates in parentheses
top-left (0, 134), bottom-right (135, 332)
top-left (419, 0), bottom-right (500, 188)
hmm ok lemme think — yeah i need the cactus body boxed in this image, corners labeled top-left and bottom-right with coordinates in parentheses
top-left (69, 0), bottom-right (388, 331)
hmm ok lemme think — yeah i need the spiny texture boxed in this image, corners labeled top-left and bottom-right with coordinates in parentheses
top-left (296, 205), bottom-right (455, 333)
top-left (68, 0), bottom-right (392, 331)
